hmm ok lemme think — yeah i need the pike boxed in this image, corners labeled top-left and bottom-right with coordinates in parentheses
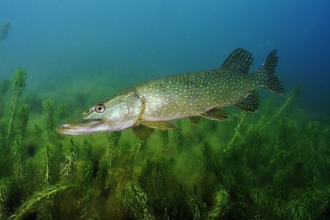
top-left (57, 48), bottom-right (284, 140)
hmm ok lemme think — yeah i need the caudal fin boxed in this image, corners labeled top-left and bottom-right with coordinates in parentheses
top-left (258, 50), bottom-right (284, 94)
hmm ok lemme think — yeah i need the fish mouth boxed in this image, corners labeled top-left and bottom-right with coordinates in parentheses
top-left (57, 118), bottom-right (105, 135)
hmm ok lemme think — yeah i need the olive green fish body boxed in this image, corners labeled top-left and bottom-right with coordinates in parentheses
top-left (135, 69), bottom-right (257, 121)
top-left (57, 48), bottom-right (284, 140)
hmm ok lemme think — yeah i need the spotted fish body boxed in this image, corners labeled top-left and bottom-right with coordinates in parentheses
top-left (138, 68), bottom-right (258, 121)
top-left (57, 48), bottom-right (284, 140)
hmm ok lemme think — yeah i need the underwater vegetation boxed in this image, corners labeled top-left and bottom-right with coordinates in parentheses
top-left (1, 68), bottom-right (330, 220)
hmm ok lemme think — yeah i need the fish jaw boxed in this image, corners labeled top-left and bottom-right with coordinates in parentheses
top-left (57, 118), bottom-right (112, 135)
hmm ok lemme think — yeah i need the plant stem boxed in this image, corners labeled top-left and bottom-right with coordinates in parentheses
top-left (6, 68), bottom-right (27, 144)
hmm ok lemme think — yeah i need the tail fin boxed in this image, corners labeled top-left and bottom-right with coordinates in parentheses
top-left (258, 50), bottom-right (284, 94)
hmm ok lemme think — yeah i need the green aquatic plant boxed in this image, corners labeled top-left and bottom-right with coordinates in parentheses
top-left (201, 142), bottom-right (215, 183)
top-left (250, 188), bottom-right (266, 209)
top-left (188, 185), bottom-right (205, 220)
top-left (0, 70), bottom-right (28, 195)
top-left (272, 198), bottom-right (287, 219)
top-left (159, 130), bottom-right (169, 148)
top-left (38, 140), bottom-right (54, 185)
top-left (78, 160), bottom-right (94, 185)
top-left (108, 131), bottom-right (121, 163)
top-left (78, 186), bottom-right (100, 219)
top-left (171, 184), bottom-right (189, 220)
top-left (60, 138), bottom-right (78, 177)
top-left (303, 121), bottom-right (320, 189)
top-left (140, 159), bottom-right (169, 195)
top-left (271, 149), bottom-right (291, 171)
top-left (207, 187), bottom-right (230, 220)
top-left (139, 159), bottom-right (170, 218)
top-left (242, 130), bottom-right (263, 172)
top-left (260, 85), bottom-right (302, 130)
top-left (0, 78), bottom-right (9, 96)
top-left (323, 127), bottom-right (330, 180)
top-left (287, 198), bottom-right (307, 220)
top-left (11, 133), bottom-right (25, 183)
top-left (323, 127), bottom-right (330, 149)
top-left (9, 183), bottom-right (76, 220)
top-left (117, 182), bottom-right (154, 220)
top-left (6, 68), bottom-right (27, 143)
top-left (307, 121), bottom-right (319, 148)
top-left (223, 175), bottom-right (236, 193)
top-left (318, 186), bottom-right (330, 219)
top-left (257, 94), bottom-right (274, 126)
top-left (56, 103), bottom-right (66, 122)
top-left (250, 188), bottom-right (267, 219)
top-left (0, 178), bottom-right (10, 219)
top-left (107, 131), bottom-right (121, 168)
top-left (0, 78), bottom-right (9, 116)
top-left (35, 205), bottom-right (58, 220)
top-left (278, 118), bottom-right (299, 151)
top-left (226, 111), bottom-right (246, 152)
top-left (140, 159), bottom-right (168, 191)
top-left (16, 104), bottom-right (28, 137)
top-left (42, 100), bottom-right (55, 131)
top-left (273, 169), bottom-right (292, 199)
top-left (132, 140), bottom-right (147, 166)
top-left (174, 120), bottom-right (183, 152)
top-left (301, 189), bottom-right (317, 219)
top-left (109, 130), bottom-right (121, 147)
top-left (36, 132), bottom-right (61, 185)
top-left (80, 139), bottom-right (92, 161)
top-left (71, 141), bottom-right (93, 187)
top-left (43, 100), bottom-right (67, 131)
top-left (100, 131), bottom-right (121, 189)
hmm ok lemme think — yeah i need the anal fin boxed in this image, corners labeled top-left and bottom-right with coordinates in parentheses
top-left (132, 124), bottom-right (154, 140)
top-left (235, 90), bottom-right (259, 112)
top-left (201, 107), bottom-right (229, 121)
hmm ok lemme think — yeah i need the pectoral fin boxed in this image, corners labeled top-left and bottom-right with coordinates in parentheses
top-left (132, 124), bottom-right (154, 140)
top-left (139, 120), bottom-right (177, 130)
top-left (201, 107), bottom-right (229, 121)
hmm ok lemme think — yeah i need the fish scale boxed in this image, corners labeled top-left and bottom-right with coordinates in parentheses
top-left (57, 48), bottom-right (284, 140)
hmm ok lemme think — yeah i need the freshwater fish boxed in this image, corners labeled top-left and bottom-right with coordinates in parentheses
top-left (57, 48), bottom-right (284, 140)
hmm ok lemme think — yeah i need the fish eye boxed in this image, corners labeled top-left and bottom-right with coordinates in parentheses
top-left (95, 104), bottom-right (106, 113)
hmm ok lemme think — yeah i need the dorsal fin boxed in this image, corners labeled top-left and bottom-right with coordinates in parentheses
top-left (221, 48), bottom-right (253, 74)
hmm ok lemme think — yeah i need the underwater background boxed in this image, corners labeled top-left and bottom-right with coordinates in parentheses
top-left (1, 0), bottom-right (330, 219)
